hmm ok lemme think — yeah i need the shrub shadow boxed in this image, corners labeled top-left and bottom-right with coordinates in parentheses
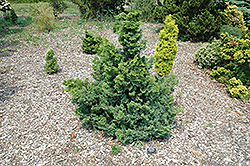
top-left (0, 82), bottom-right (22, 103)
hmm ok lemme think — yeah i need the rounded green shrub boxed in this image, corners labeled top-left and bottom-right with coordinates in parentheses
top-left (220, 33), bottom-right (250, 85)
top-left (210, 67), bottom-right (234, 84)
top-left (63, 11), bottom-right (181, 144)
top-left (153, 0), bottom-right (226, 42)
top-left (227, 77), bottom-right (249, 99)
top-left (154, 15), bottom-right (179, 76)
top-left (194, 40), bottom-right (222, 69)
top-left (219, 25), bottom-right (242, 39)
top-left (81, 30), bottom-right (103, 54)
top-left (44, 47), bottom-right (59, 74)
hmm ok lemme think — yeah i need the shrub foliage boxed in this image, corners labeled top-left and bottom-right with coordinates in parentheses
top-left (153, 0), bottom-right (225, 41)
top-left (219, 25), bottom-right (242, 39)
top-left (44, 47), bottom-right (59, 74)
top-left (49, 0), bottom-right (68, 18)
top-left (222, 2), bottom-right (248, 32)
top-left (154, 15), bottom-right (179, 76)
top-left (194, 40), bottom-right (222, 69)
top-left (81, 30), bottom-right (103, 54)
top-left (195, 32), bottom-right (250, 99)
top-left (70, 0), bottom-right (125, 20)
top-left (63, 11), bottom-right (181, 144)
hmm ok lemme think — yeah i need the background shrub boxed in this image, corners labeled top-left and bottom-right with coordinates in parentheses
top-left (194, 40), bottom-right (222, 69)
top-left (154, 15), bottom-right (178, 76)
top-left (131, 0), bottom-right (156, 22)
top-left (49, 0), bottom-right (68, 18)
top-left (0, 0), bottom-right (11, 12)
top-left (8, 0), bottom-right (49, 3)
top-left (220, 33), bottom-right (250, 85)
top-left (30, 2), bottom-right (55, 32)
top-left (44, 47), bottom-right (59, 74)
top-left (153, 0), bottom-right (226, 41)
top-left (63, 11), bottom-right (181, 144)
top-left (219, 25), bottom-right (242, 39)
top-left (229, 0), bottom-right (250, 27)
top-left (70, 0), bottom-right (125, 20)
top-left (222, 2), bottom-right (248, 33)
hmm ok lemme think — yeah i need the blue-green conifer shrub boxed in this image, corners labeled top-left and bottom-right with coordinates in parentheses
top-left (219, 25), bottom-right (242, 39)
top-left (63, 11), bottom-right (181, 144)
top-left (194, 40), bottom-right (222, 69)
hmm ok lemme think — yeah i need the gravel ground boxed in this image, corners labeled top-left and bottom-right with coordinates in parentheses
top-left (0, 20), bottom-right (250, 166)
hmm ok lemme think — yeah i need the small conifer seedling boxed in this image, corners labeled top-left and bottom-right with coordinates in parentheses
top-left (44, 47), bottom-right (59, 74)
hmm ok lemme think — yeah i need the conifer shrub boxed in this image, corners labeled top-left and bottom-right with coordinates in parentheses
top-left (132, 0), bottom-right (157, 21)
top-left (195, 32), bottom-right (250, 99)
top-left (222, 2), bottom-right (248, 33)
top-left (10, 8), bottom-right (17, 24)
top-left (194, 40), bottom-right (222, 69)
top-left (49, 0), bottom-right (68, 18)
top-left (153, 0), bottom-right (226, 41)
top-left (30, 2), bottom-right (55, 32)
top-left (44, 47), bottom-right (59, 74)
top-left (227, 77), bottom-right (249, 99)
top-left (219, 33), bottom-right (250, 85)
top-left (219, 25), bottom-right (242, 39)
top-left (63, 11), bottom-right (181, 144)
top-left (210, 67), bottom-right (234, 84)
top-left (228, 0), bottom-right (250, 27)
top-left (70, 0), bottom-right (125, 20)
top-left (81, 30), bottom-right (103, 54)
top-left (154, 15), bottom-right (179, 76)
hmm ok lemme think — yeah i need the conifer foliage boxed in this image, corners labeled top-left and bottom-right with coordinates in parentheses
top-left (154, 15), bottom-right (178, 76)
top-left (153, 0), bottom-right (225, 41)
top-left (81, 30), bottom-right (103, 54)
top-left (44, 47), bottom-right (59, 74)
top-left (63, 11), bottom-right (181, 144)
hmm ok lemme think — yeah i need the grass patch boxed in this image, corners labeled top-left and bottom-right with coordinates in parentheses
top-left (9, 1), bottom-right (79, 17)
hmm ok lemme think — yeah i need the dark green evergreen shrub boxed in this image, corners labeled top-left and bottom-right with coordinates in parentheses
top-left (131, 0), bottom-right (157, 21)
top-left (49, 0), bottom-right (68, 18)
top-left (63, 11), bottom-right (181, 144)
top-left (8, 0), bottom-right (49, 3)
top-left (153, 0), bottom-right (226, 41)
top-left (44, 47), bottom-right (59, 74)
top-left (10, 8), bottom-right (17, 23)
top-left (81, 30), bottom-right (103, 54)
top-left (219, 25), bottom-right (242, 39)
top-left (194, 40), bottom-right (222, 69)
top-left (154, 15), bottom-right (179, 76)
top-left (70, 0), bottom-right (125, 20)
